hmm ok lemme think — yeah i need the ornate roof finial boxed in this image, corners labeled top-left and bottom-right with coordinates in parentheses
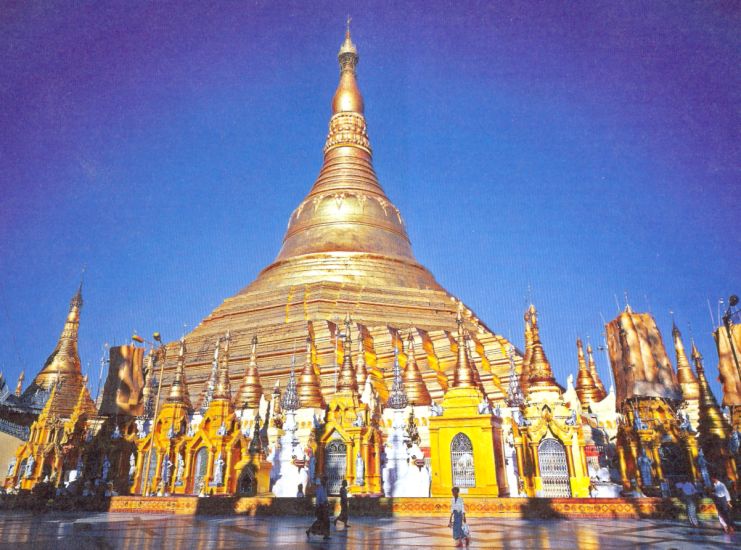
top-left (282, 356), bottom-right (300, 411)
top-left (506, 344), bottom-right (525, 407)
top-left (673, 322), bottom-right (700, 401)
top-left (585, 340), bottom-right (607, 399)
top-left (167, 336), bottom-right (192, 409)
top-left (526, 305), bottom-right (560, 392)
top-left (198, 337), bottom-right (221, 411)
top-left (15, 370), bottom-right (24, 397)
top-left (575, 338), bottom-right (599, 406)
top-left (356, 329), bottom-right (368, 388)
top-left (236, 335), bottom-right (264, 409)
top-left (403, 330), bottom-right (431, 406)
top-left (386, 347), bottom-right (408, 409)
top-left (336, 314), bottom-right (359, 393)
top-left (520, 305), bottom-right (535, 394)
top-left (691, 341), bottom-right (730, 443)
top-left (332, 20), bottom-right (363, 117)
top-left (452, 302), bottom-right (477, 388)
top-left (297, 332), bottom-right (325, 408)
top-left (212, 333), bottom-right (232, 401)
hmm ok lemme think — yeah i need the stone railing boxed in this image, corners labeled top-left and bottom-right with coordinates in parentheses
top-left (0, 418), bottom-right (29, 440)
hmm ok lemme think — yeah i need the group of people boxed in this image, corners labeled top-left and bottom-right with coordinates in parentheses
top-left (305, 476), bottom-right (350, 541)
top-left (676, 476), bottom-right (735, 534)
top-left (305, 479), bottom-right (472, 546)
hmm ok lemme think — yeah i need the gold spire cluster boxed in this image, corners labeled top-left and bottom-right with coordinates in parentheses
top-left (297, 335), bottom-right (325, 408)
top-left (236, 336), bottom-right (264, 409)
top-left (403, 332), bottom-right (432, 406)
top-left (167, 336), bottom-right (192, 409)
top-left (575, 338), bottom-right (600, 406)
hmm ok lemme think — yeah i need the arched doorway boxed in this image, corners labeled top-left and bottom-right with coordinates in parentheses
top-left (538, 438), bottom-right (571, 497)
top-left (192, 448), bottom-right (209, 495)
top-left (451, 433), bottom-right (475, 488)
top-left (238, 465), bottom-right (257, 496)
top-left (324, 439), bottom-right (347, 495)
top-left (659, 442), bottom-right (690, 484)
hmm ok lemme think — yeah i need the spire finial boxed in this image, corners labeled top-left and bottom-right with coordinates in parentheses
top-left (346, 14), bottom-right (352, 36)
top-left (297, 329), bottom-right (324, 408)
top-left (282, 356), bottom-right (299, 411)
top-left (386, 346), bottom-right (408, 409)
top-left (167, 336), bottom-right (191, 408)
top-left (236, 335), bottom-right (263, 409)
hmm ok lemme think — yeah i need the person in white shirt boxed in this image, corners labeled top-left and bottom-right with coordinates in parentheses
top-left (711, 477), bottom-right (734, 534)
top-left (448, 487), bottom-right (470, 547)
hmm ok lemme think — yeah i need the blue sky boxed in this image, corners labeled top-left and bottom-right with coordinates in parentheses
top-left (0, 1), bottom-right (738, 399)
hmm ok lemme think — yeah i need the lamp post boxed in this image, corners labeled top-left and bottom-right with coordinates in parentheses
top-left (135, 332), bottom-right (166, 497)
top-left (722, 295), bottom-right (741, 383)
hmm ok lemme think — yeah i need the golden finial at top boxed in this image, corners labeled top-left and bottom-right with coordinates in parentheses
top-left (339, 15), bottom-right (357, 57)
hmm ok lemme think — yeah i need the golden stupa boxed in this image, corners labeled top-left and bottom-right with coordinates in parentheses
top-left (158, 27), bottom-right (519, 405)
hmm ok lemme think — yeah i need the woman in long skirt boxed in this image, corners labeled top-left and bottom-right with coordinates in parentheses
top-left (334, 479), bottom-right (350, 528)
top-left (448, 487), bottom-right (469, 547)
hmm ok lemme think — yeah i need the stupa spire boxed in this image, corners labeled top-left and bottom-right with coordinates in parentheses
top-left (355, 331), bottom-right (369, 388)
top-left (167, 336), bottom-right (192, 409)
top-left (212, 331), bottom-right (232, 401)
top-left (403, 331), bottom-right (431, 406)
top-left (198, 337), bottom-right (221, 411)
top-left (452, 303), bottom-right (477, 388)
top-left (673, 323), bottom-right (700, 401)
top-left (691, 342), bottom-right (727, 432)
top-left (297, 333), bottom-right (325, 408)
top-left (256, 23), bottom-right (443, 293)
top-left (526, 305), bottom-right (560, 392)
top-left (15, 370), bottom-right (24, 397)
top-left (520, 305), bottom-right (535, 394)
top-left (336, 314), bottom-right (359, 393)
top-left (386, 347), bottom-right (408, 409)
top-left (586, 341), bottom-right (607, 399)
top-left (31, 284), bottom-right (84, 390)
top-left (281, 356), bottom-right (299, 411)
top-left (575, 338), bottom-right (599, 407)
top-left (237, 336), bottom-right (264, 409)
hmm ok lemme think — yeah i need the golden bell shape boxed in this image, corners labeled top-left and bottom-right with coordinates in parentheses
top-left (236, 336), bottom-right (264, 409)
top-left (336, 314), bottom-right (359, 394)
top-left (298, 335), bottom-right (325, 408)
top-left (167, 336), bottom-right (192, 409)
top-left (403, 332), bottom-right (431, 406)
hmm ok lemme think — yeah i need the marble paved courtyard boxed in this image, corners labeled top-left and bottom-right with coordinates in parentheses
top-left (0, 511), bottom-right (738, 549)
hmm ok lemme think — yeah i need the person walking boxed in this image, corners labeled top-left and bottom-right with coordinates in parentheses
top-left (296, 483), bottom-right (304, 498)
top-left (448, 486), bottom-right (470, 547)
top-left (306, 476), bottom-right (331, 540)
top-left (711, 477), bottom-right (735, 534)
top-left (334, 479), bottom-right (350, 529)
top-left (677, 481), bottom-right (699, 528)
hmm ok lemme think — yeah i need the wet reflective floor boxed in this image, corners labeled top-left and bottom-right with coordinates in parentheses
top-left (0, 511), bottom-right (737, 549)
